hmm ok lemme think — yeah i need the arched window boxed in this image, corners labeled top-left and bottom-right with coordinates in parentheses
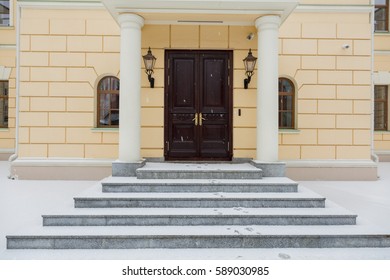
top-left (97, 76), bottom-right (119, 128)
top-left (278, 78), bottom-right (295, 129)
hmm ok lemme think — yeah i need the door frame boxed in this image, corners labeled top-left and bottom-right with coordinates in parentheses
top-left (164, 49), bottom-right (233, 161)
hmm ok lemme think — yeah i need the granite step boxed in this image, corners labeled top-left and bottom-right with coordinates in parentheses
top-left (101, 177), bottom-right (298, 193)
top-left (42, 207), bottom-right (357, 226)
top-left (7, 225), bottom-right (390, 249)
top-left (74, 192), bottom-right (326, 208)
top-left (136, 162), bottom-right (263, 179)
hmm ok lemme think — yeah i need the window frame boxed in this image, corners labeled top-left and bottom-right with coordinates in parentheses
top-left (374, 85), bottom-right (388, 131)
top-left (278, 77), bottom-right (295, 130)
top-left (375, 0), bottom-right (389, 32)
top-left (0, 80), bottom-right (9, 128)
top-left (96, 76), bottom-right (120, 128)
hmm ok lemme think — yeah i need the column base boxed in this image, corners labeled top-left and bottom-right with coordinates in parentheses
top-left (112, 160), bottom-right (146, 177)
top-left (250, 160), bottom-right (286, 177)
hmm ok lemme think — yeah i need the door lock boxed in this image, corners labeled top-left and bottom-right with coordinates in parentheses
top-left (192, 113), bottom-right (199, 126)
top-left (199, 113), bottom-right (206, 126)
top-left (192, 113), bottom-right (206, 126)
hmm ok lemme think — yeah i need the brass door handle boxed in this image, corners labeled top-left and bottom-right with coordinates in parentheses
top-left (199, 113), bottom-right (206, 126)
top-left (192, 113), bottom-right (198, 126)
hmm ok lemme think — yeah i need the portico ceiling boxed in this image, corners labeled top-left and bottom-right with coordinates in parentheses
top-left (102, 0), bottom-right (298, 25)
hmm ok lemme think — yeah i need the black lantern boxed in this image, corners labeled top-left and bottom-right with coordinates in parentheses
top-left (243, 49), bottom-right (257, 89)
top-left (142, 47), bottom-right (157, 88)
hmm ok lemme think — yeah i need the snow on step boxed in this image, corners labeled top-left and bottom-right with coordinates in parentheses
top-left (74, 186), bottom-right (325, 208)
top-left (42, 206), bottom-right (357, 226)
top-left (136, 162), bottom-right (263, 179)
top-left (7, 225), bottom-right (390, 249)
top-left (101, 177), bottom-right (298, 193)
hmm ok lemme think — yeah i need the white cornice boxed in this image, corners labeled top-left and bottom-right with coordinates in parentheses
top-left (102, 0), bottom-right (299, 25)
top-left (295, 4), bottom-right (373, 14)
top-left (18, 1), bottom-right (104, 9)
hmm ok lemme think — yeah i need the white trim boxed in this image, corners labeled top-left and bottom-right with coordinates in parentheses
top-left (285, 160), bottom-right (377, 168)
top-left (375, 150), bottom-right (390, 155)
top-left (144, 20), bottom-right (254, 26)
top-left (295, 4), bottom-right (373, 13)
top-left (103, 0), bottom-right (298, 24)
top-left (375, 50), bottom-right (390, 55)
top-left (373, 72), bottom-right (390, 85)
top-left (0, 44), bottom-right (16, 49)
top-left (0, 148), bottom-right (14, 153)
top-left (279, 129), bottom-right (300, 134)
top-left (11, 158), bottom-right (114, 167)
top-left (0, 66), bottom-right (11, 80)
top-left (17, 1), bottom-right (104, 9)
top-left (9, 2), bottom-right (21, 165)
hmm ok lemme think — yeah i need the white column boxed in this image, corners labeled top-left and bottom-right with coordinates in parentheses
top-left (255, 15), bottom-right (281, 162)
top-left (118, 14), bottom-right (144, 162)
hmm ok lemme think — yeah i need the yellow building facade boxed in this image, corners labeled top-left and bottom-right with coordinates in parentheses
top-left (0, 0), bottom-right (389, 180)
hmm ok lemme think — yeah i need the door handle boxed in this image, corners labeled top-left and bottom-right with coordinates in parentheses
top-left (199, 113), bottom-right (206, 126)
top-left (192, 113), bottom-right (198, 126)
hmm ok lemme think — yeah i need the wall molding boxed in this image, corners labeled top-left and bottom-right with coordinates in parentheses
top-left (296, 4), bottom-right (373, 14)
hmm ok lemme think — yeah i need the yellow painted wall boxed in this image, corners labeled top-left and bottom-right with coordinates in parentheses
top-left (373, 3), bottom-right (390, 154)
top-left (277, 12), bottom-right (372, 161)
top-left (17, 6), bottom-right (373, 161)
top-left (0, 0), bottom-right (17, 153)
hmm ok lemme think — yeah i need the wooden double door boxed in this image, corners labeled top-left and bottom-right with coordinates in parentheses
top-left (164, 50), bottom-right (233, 160)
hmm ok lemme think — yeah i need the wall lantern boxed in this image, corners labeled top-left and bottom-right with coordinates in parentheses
top-left (142, 47), bottom-right (157, 88)
top-left (243, 49), bottom-right (257, 89)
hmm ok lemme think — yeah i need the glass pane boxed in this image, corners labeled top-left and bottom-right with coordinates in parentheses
top-left (0, 0), bottom-right (10, 26)
top-left (279, 79), bottom-right (293, 93)
top-left (376, 8), bottom-right (386, 20)
top-left (375, 85), bottom-right (387, 100)
top-left (279, 96), bottom-right (293, 111)
top-left (110, 110), bottom-right (119, 125)
top-left (279, 112), bottom-right (293, 128)
top-left (375, 102), bottom-right (386, 130)
top-left (99, 93), bottom-right (110, 126)
top-left (0, 98), bottom-right (7, 127)
top-left (98, 76), bottom-right (120, 127)
top-left (110, 93), bottom-right (119, 109)
top-left (376, 0), bottom-right (387, 5)
top-left (0, 81), bottom-right (8, 97)
top-left (375, 7), bottom-right (388, 31)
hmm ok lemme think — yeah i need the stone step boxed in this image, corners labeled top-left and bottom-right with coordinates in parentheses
top-left (42, 207), bottom-right (357, 226)
top-left (136, 162), bottom-right (263, 179)
top-left (7, 225), bottom-right (390, 249)
top-left (74, 191), bottom-right (326, 208)
top-left (102, 177), bottom-right (298, 193)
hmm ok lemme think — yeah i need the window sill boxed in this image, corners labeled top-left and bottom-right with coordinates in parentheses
top-left (91, 128), bottom-right (119, 132)
top-left (0, 128), bottom-right (9, 132)
top-left (279, 129), bottom-right (300, 134)
top-left (374, 31), bottom-right (390, 36)
top-left (375, 130), bottom-right (390, 134)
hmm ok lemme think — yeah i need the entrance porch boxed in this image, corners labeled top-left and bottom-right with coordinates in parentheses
top-left (104, 0), bottom-right (299, 175)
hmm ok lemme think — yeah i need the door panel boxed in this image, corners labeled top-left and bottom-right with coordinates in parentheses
top-left (165, 50), bottom-right (232, 160)
top-left (173, 58), bottom-right (196, 110)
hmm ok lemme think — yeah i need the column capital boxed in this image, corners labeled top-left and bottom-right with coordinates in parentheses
top-left (255, 15), bottom-right (281, 31)
top-left (118, 13), bottom-right (144, 29)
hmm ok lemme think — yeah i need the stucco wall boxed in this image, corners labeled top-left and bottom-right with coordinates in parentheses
top-left (0, 0), bottom-right (17, 159)
top-left (16, 6), bottom-right (373, 161)
top-left (374, 30), bottom-right (390, 155)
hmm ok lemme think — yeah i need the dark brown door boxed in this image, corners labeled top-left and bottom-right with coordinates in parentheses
top-left (165, 50), bottom-right (233, 160)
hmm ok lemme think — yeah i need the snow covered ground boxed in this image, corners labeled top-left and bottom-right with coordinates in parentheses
top-left (0, 161), bottom-right (390, 260)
